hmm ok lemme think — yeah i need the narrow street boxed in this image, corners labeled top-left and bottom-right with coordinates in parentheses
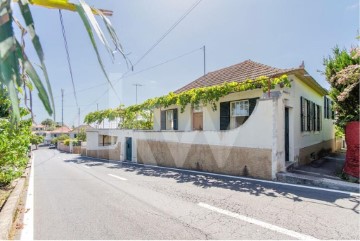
top-left (33, 148), bottom-right (359, 240)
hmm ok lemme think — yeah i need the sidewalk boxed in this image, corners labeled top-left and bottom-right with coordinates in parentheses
top-left (277, 151), bottom-right (360, 193)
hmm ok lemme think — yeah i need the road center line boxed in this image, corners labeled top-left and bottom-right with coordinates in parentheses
top-left (198, 202), bottom-right (317, 240)
top-left (108, 174), bottom-right (127, 181)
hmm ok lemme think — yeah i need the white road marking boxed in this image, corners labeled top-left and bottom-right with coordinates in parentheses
top-left (20, 153), bottom-right (35, 240)
top-left (108, 174), bottom-right (127, 181)
top-left (198, 202), bottom-right (317, 240)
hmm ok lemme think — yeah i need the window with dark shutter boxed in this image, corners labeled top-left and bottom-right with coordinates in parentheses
top-left (300, 97), bottom-right (304, 132)
top-left (160, 111), bottom-right (166, 130)
top-left (324, 96), bottom-right (327, 119)
top-left (173, 108), bottom-right (178, 130)
top-left (330, 100), bottom-right (335, 119)
top-left (312, 102), bottom-right (316, 131)
top-left (306, 100), bottom-right (311, 131)
top-left (316, 105), bottom-right (321, 131)
top-left (220, 102), bottom-right (230, 130)
top-left (248, 98), bottom-right (258, 115)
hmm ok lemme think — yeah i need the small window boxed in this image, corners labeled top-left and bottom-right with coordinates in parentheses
top-left (166, 110), bottom-right (174, 130)
top-left (167, 111), bottom-right (173, 121)
top-left (193, 106), bottom-right (203, 113)
top-left (231, 100), bottom-right (249, 117)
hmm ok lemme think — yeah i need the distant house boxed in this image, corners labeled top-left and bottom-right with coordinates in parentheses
top-left (32, 123), bottom-right (46, 132)
top-left (44, 126), bottom-right (71, 145)
top-left (69, 124), bottom-right (94, 139)
top-left (84, 60), bottom-right (337, 180)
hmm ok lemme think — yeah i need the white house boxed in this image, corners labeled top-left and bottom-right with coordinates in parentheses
top-left (69, 124), bottom-right (94, 139)
top-left (84, 60), bottom-right (336, 180)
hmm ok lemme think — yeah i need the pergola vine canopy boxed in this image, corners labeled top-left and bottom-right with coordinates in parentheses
top-left (84, 74), bottom-right (291, 126)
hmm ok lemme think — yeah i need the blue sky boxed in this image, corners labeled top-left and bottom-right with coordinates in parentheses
top-left (14, 0), bottom-right (359, 126)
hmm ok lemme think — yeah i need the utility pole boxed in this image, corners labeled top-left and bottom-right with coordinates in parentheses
top-left (61, 89), bottom-right (64, 126)
top-left (29, 90), bottom-right (34, 121)
top-left (97, 103), bottom-right (99, 111)
top-left (78, 107), bottom-right (80, 128)
top-left (203, 45), bottom-right (206, 76)
top-left (133, 83), bottom-right (143, 104)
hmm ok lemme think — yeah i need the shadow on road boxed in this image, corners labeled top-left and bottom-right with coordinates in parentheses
top-left (64, 156), bottom-right (359, 213)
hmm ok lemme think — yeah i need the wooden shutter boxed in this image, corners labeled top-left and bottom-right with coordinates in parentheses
top-left (324, 96), bottom-right (327, 119)
top-left (248, 98), bottom-right (258, 115)
top-left (306, 100), bottom-right (310, 131)
top-left (220, 102), bottom-right (230, 130)
top-left (173, 108), bottom-right (178, 130)
top-left (316, 105), bottom-right (321, 131)
top-left (312, 102), bottom-right (316, 131)
top-left (300, 97), bottom-right (304, 132)
top-left (160, 111), bottom-right (166, 130)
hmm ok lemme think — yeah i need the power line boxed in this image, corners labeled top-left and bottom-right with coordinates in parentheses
top-left (68, 0), bottom-right (203, 123)
top-left (133, 0), bottom-right (203, 67)
top-left (53, 47), bottom-right (203, 99)
top-left (59, 10), bottom-right (78, 107)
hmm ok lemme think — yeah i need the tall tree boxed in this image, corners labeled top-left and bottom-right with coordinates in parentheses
top-left (324, 44), bottom-right (360, 179)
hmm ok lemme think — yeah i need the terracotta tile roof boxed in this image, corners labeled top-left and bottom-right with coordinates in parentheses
top-left (49, 126), bottom-right (71, 133)
top-left (175, 60), bottom-right (297, 93)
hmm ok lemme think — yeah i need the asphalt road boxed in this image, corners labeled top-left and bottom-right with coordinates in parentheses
top-left (33, 148), bottom-right (360, 240)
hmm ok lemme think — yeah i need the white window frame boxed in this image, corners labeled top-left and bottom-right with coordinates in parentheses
top-left (166, 110), bottom-right (174, 130)
top-left (166, 110), bottom-right (173, 121)
top-left (231, 100), bottom-right (249, 117)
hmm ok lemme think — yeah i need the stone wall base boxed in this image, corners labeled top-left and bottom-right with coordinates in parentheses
top-left (137, 140), bottom-right (273, 179)
top-left (298, 139), bottom-right (335, 165)
top-left (85, 143), bottom-right (121, 161)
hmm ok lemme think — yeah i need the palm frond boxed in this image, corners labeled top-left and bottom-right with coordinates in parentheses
top-left (18, 0), bottom-right (54, 118)
top-left (75, 2), bottom-right (120, 101)
top-left (0, 0), bottom-right (20, 120)
top-left (29, 0), bottom-right (113, 16)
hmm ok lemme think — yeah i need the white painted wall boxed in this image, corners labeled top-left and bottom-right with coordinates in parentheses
top-left (290, 75), bottom-right (335, 155)
top-left (153, 89), bottom-right (265, 132)
top-left (87, 98), bottom-right (276, 159)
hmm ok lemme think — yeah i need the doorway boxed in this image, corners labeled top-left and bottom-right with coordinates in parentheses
top-left (285, 107), bottom-right (290, 162)
top-left (125, 137), bottom-right (132, 161)
top-left (192, 106), bottom-right (203, 130)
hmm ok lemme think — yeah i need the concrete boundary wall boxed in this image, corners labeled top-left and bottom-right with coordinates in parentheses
top-left (85, 142), bottom-right (121, 161)
top-left (58, 142), bottom-right (70, 153)
top-left (85, 98), bottom-right (280, 179)
top-left (137, 140), bottom-right (273, 179)
top-left (83, 87), bottom-right (336, 180)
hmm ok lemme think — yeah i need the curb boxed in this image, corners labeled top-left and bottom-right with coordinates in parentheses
top-left (276, 171), bottom-right (360, 193)
top-left (0, 157), bottom-right (32, 240)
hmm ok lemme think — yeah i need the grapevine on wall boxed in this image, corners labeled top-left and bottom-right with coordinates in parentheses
top-left (84, 75), bottom-right (290, 127)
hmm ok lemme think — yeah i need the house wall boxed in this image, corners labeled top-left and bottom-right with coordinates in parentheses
top-left (290, 74), bottom-right (335, 165)
top-left (153, 89), bottom-right (264, 132)
top-left (85, 132), bottom-right (121, 160)
top-left (86, 98), bottom-right (281, 179)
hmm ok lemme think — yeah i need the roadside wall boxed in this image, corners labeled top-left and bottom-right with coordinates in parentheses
top-left (86, 98), bottom-right (281, 179)
top-left (57, 142), bottom-right (70, 152)
top-left (136, 140), bottom-right (273, 179)
top-left (85, 142), bottom-right (121, 161)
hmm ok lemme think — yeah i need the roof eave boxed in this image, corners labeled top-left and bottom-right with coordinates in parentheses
top-left (283, 69), bottom-right (328, 96)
